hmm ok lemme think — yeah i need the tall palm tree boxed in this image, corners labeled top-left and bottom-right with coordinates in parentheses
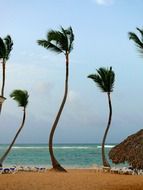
top-left (37, 26), bottom-right (74, 172)
top-left (0, 35), bottom-right (13, 114)
top-left (0, 90), bottom-right (29, 167)
top-left (128, 27), bottom-right (143, 55)
top-left (88, 67), bottom-right (115, 167)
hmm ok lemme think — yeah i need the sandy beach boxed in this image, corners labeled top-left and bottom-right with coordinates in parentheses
top-left (0, 169), bottom-right (143, 190)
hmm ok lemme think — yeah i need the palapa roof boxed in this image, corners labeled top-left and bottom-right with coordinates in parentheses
top-left (109, 129), bottom-right (143, 169)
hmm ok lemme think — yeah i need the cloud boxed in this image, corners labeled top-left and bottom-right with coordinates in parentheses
top-left (94, 0), bottom-right (114, 6)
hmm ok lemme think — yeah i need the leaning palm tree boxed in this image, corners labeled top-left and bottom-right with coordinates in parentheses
top-left (88, 67), bottom-right (115, 167)
top-left (0, 35), bottom-right (13, 114)
top-left (128, 27), bottom-right (143, 55)
top-left (37, 26), bottom-right (74, 172)
top-left (0, 90), bottom-right (29, 167)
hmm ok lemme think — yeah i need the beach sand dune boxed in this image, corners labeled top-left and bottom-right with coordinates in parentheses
top-left (0, 169), bottom-right (143, 190)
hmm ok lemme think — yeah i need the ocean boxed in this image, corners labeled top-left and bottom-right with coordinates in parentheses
top-left (0, 144), bottom-right (119, 168)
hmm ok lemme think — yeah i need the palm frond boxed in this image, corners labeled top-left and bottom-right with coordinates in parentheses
top-left (88, 74), bottom-right (106, 92)
top-left (88, 67), bottom-right (115, 93)
top-left (47, 30), bottom-right (61, 42)
top-left (0, 37), bottom-right (6, 59)
top-left (60, 26), bottom-right (74, 52)
top-left (47, 42), bottom-right (64, 54)
top-left (137, 28), bottom-right (143, 41)
top-left (59, 27), bottom-right (69, 52)
top-left (129, 32), bottom-right (143, 49)
top-left (37, 40), bottom-right (63, 54)
top-left (10, 89), bottom-right (29, 108)
top-left (129, 28), bottom-right (143, 58)
top-left (67, 26), bottom-right (74, 53)
top-left (4, 35), bottom-right (13, 60)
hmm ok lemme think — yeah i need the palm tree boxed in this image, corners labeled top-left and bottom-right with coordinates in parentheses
top-left (88, 67), bottom-right (115, 167)
top-left (0, 35), bottom-right (13, 114)
top-left (37, 26), bottom-right (74, 172)
top-left (0, 90), bottom-right (29, 167)
top-left (128, 27), bottom-right (143, 55)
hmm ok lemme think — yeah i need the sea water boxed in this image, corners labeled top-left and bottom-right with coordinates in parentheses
top-left (0, 144), bottom-right (116, 168)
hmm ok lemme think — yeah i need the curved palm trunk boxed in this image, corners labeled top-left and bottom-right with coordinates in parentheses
top-left (101, 92), bottom-right (112, 167)
top-left (0, 59), bottom-right (6, 114)
top-left (48, 53), bottom-right (69, 172)
top-left (0, 107), bottom-right (26, 167)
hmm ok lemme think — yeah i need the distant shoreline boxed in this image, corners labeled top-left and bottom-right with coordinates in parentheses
top-left (0, 143), bottom-right (117, 145)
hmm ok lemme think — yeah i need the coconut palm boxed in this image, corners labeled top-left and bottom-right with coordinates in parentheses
top-left (37, 26), bottom-right (74, 172)
top-left (88, 67), bottom-right (115, 167)
top-left (128, 27), bottom-right (143, 55)
top-left (0, 35), bottom-right (13, 113)
top-left (0, 90), bottom-right (29, 167)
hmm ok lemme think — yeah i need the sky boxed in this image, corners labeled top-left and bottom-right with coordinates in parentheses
top-left (0, 0), bottom-right (143, 144)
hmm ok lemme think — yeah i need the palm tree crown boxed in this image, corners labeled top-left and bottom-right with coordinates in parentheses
top-left (0, 35), bottom-right (13, 60)
top-left (128, 27), bottom-right (143, 55)
top-left (37, 26), bottom-right (74, 55)
top-left (88, 67), bottom-right (115, 93)
top-left (10, 90), bottom-right (29, 108)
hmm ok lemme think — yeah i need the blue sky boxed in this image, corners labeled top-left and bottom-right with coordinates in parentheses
top-left (0, 0), bottom-right (143, 144)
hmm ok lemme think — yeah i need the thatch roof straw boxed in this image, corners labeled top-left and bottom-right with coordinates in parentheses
top-left (109, 129), bottom-right (143, 169)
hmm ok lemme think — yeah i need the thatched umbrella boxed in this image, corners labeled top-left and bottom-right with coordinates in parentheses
top-left (109, 129), bottom-right (143, 169)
